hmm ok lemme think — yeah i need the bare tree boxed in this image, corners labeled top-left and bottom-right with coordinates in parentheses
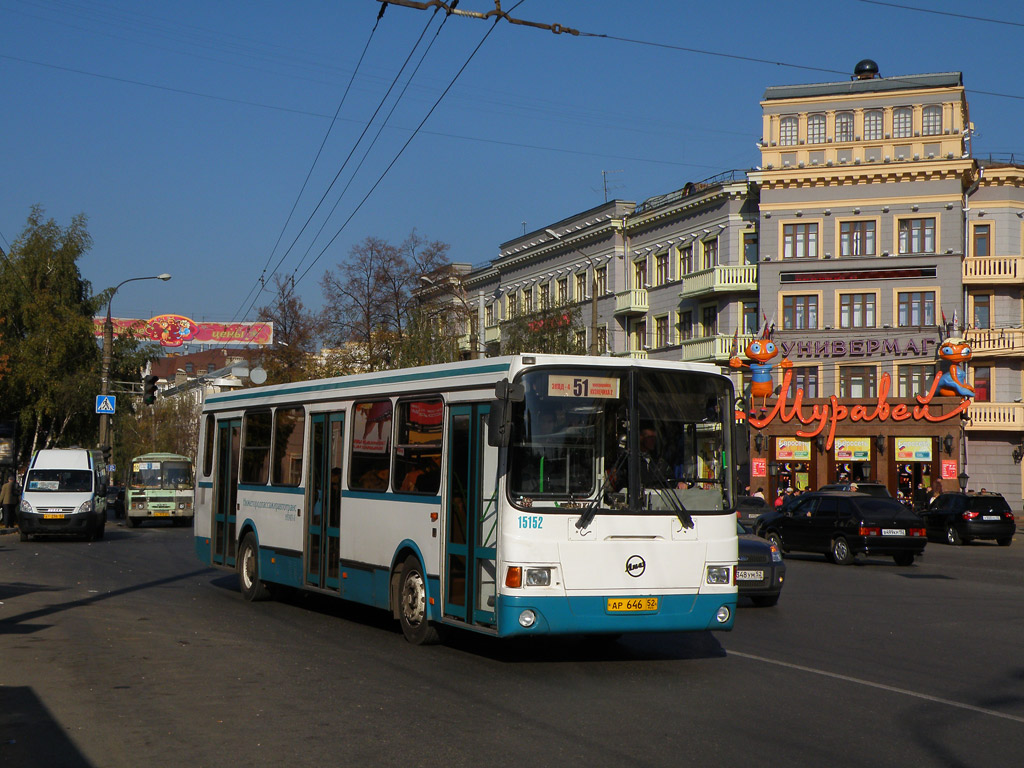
top-left (256, 275), bottom-right (321, 384)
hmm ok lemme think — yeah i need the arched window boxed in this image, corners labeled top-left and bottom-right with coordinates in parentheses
top-left (864, 110), bottom-right (883, 141)
top-left (807, 114), bottom-right (826, 144)
top-left (922, 105), bottom-right (942, 135)
top-left (780, 116), bottom-right (798, 146)
top-left (835, 112), bottom-right (854, 143)
top-left (893, 107), bottom-right (913, 139)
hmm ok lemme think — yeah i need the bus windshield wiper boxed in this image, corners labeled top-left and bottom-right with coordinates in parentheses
top-left (646, 474), bottom-right (694, 530)
top-left (576, 449), bottom-right (628, 532)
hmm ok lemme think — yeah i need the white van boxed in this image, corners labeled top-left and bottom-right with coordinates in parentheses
top-left (19, 448), bottom-right (107, 542)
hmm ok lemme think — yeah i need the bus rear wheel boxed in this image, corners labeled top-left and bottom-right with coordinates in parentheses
top-left (238, 533), bottom-right (270, 602)
top-left (398, 555), bottom-right (440, 645)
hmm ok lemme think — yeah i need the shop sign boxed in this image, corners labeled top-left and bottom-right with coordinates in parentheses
top-left (752, 458), bottom-right (767, 477)
top-left (896, 437), bottom-right (933, 462)
top-left (749, 370), bottom-right (970, 452)
top-left (835, 437), bottom-right (871, 460)
top-left (941, 459), bottom-right (958, 480)
top-left (779, 337), bottom-right (938, 360)
top-left (776, 438), bottom-right (811, 461)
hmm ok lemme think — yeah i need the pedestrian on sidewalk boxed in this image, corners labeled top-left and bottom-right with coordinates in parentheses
top-left (1, 472), bottom-right (16, 527)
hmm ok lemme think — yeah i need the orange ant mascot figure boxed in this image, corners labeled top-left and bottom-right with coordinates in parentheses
top-left (729, 328), bottom-right (792, 409)
top-left (935, 338), bottom-right (974, 398)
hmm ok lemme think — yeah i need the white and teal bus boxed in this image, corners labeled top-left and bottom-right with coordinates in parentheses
top-left (194, 355), bottom-right (739, 644)
top-left (126, 452), bottom-right (195, 527)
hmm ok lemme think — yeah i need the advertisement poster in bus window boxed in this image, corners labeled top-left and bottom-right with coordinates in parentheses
top-left (896, 437), bottom-right (932, 462)
top-left (406, 401), bottom-right (443, 444)
top-left (353, 402), bottom-right (392, 454)
top-left (775, 438), bottom-right (810, 461)
top-left (835, 437), bottom-right (871, 460)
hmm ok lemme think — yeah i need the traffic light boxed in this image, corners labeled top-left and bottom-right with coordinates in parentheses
top-left (143, 374), bottom-right (159, 405)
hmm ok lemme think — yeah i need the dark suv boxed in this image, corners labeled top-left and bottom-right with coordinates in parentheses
top-left (755, 491), bottom-right (926, 566)
top-left (818, 482), bottom-right (891, 498)
top-left (919, 492), bottom-right (1016, 546)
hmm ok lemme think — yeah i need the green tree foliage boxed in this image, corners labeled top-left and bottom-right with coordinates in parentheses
top-left (114, 394), bottom-right (201, 474)
top-left (499, 299), bottom-right (586, 355)
top-left (0, 207), bottom-right (101, 461)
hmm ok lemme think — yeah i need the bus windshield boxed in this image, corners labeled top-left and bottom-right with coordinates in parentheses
top-left (507, 367), bottom-right (732, 515)
top-left (130, 460), bottom-right (193, 490)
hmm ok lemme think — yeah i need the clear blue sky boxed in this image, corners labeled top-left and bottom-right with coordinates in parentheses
top-left (2, 0), bottom-right (1022, 326)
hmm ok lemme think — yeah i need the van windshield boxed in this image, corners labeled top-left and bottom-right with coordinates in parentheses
top-left (26, 469), bottom-right (93, 493)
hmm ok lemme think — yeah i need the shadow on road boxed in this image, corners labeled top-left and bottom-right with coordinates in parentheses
top-left (0, 686), bottom-right (94, 768)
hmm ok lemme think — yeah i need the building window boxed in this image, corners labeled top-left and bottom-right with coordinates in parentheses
top-left (897, 365), bottom-right (937, 398)
top-left (556, 278), bottom-right (567, 304)
top-left (743, 301), bottom-right (759, 335)
top-left (898, 218), bottom-right (936, 254)
top-left (839, 366), bottom-right (877, 398)
top-left (522, 287), bottom-right (534, 314)
top-left (595, 266), bottom-right (607, 295)
top-left (783, 295), bottom-right (818, 330)
top-left (783, 223), bottom-right (818, 259)
top-left (633, 258), bottom-right (648, 289)
top-left (897, 291), bottom-right (936, 327)
top-left (507, 292), bottom-right (518, 318)
top-left (864, 110), bottom-right (883, 141)
top-left (973, 224), bottom-right (990, 258)
top-left (538, 284), bottom-right (550, 310)
top-left (575, 273), bottom-right (587, 301)
top-left (596, 326), bottom-right (607, 354)
top-left (574, 330), bottom-right (587, 352)
top-left (655, 252), bottom-right (669, 285)
top-left (655, 315), bottom-right (669, 348)
top-left (786, 366), bottom-right (819, 398)
top-left (973, 294), bottom-right (991, 329)
top-left (780, 116), bottom-right (798, 146)
top-left (840, 220), bottom-right (876, 257)
top-left (680, 310), bottom-right (693, 340)
top-left (184, 363), bottom-right (194, 374)
top-left (893, 107), bottom-right (912, 139)
top-left (835, 112), bottom-right (854, 143)
top-left (679, 245), bottom-right (694, 275)
top-left (702, 238), bottom-right (719, 269)
top-left (633, 320), bottom-right (647, 351)
top-left (207, 363), bottom-right (215, 373)
top-left (807, 114), bottom-right (826, 144)
top-left (973, 366), bottom-right (991, 402)
top-left (743, 233), bottom-right (758, 265)
top-left (701, 305), bottom-right (717, 337)
top-left (839, 293), bottom-right (876, 329)
top-left (922, 105), bottom-right (942, 136)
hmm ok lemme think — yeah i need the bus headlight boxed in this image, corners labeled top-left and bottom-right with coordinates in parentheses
top-left (706, 565), bottom-right (731, 585)
top-left (519, 609), bottom-right (537, 628)
top-left (716, 606), bottom-right (732, 624)
top-left (76, 499), bottom-right (94, 515)
top-left (525, 568), bottom-right (551, 587)
top-left (20, 499), bottom-right (33, 515)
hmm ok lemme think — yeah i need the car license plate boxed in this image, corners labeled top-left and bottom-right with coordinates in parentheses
top-left (881, 529), bottom-right (905, 536)
top-left (43, 513), bottom-right (65, 519)
top-left (153, 512), bottom-right (171, 517)
top-left (606, 597), bottom-right (658, 612)
top-left (982, 515), bottom-right (1000, 521)
top-left (736, 569), bottom-right (764, 581)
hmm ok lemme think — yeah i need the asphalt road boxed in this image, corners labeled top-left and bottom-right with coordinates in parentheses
top-left (2, 519), bottom-right (1022, 768)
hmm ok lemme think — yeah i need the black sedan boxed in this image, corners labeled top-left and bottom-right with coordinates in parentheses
top-left (754, 491), bottom-right (927, 566)
top-left (919, 492), bottom-right (1016, 546)
top-left (737, 521), bottom-right (785, 606)
top-left (735, 495), bottom-right (769, 525)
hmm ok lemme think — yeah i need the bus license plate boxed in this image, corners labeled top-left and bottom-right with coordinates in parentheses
top-left (736, 569), bottom-right (764, 581)
top-left (153, 512), bottom-right (171, 517)
top-left (43, 513), bottom-right (65, 519)
top-left (607, 597), bottom-right (658, 613)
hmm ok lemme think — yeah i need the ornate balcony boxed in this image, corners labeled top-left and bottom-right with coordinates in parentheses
top-left (679, 333), bottom-right (754, 363)
top-left (680, 264), bottom-right (759, 299)
top-left (965, 402), bottom-right (1024, 432)
top-left (613, 349), bottom-right (649, 360)
top-left (965, 328), bottom-right (1024, 357)
top-left (614, 288), bottom-right (649, 316)
top-left (484, 325), bottom-right (501, 344)
top-left (963, 255), bottom-right (1024, 284)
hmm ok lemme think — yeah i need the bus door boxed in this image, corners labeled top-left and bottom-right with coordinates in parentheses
top-left (444, 404), bottom-right (497, 628)
top-left (213, 419), bottom-right (241, 566)
top-left (305, 412), bottom-right (344, 591)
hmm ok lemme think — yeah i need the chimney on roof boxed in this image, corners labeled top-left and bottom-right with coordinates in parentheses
top-left (853, 59), bottom-right (880, 80)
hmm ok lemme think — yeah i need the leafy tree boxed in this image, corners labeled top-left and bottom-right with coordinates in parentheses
top-left (500, 299), bottom-right (586, 355)
top-left (256, 274), bottom-right (322, 384)
top-left (114, 393), bottom-right (202, 477)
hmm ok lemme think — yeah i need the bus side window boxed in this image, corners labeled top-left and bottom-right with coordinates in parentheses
top-left (394, 399), bottom-right (443, 495)
top-left (203, 414), bottom-right (215, 477)
top-left (350, 400), bottom-right (393, 492)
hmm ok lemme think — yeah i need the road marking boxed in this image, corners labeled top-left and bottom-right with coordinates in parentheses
top-left (729, 650), bottom-right (1024, 724)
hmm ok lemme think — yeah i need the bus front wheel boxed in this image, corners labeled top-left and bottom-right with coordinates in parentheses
top-left (398, 555), bottom-right (440, 645)
top-left (238, 533), bottom-right (270, 602)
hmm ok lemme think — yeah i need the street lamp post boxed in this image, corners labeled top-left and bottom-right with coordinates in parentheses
top-left (99, 274), bottom-right (172, 452)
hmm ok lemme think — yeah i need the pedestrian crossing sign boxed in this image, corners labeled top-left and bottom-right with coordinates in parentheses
top-left (95, 395), bottom-right (116, 414)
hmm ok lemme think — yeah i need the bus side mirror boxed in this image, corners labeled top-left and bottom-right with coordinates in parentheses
top-left (487, 401), bottom-right (509, 447)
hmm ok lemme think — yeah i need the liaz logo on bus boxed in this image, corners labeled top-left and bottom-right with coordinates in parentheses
top-left (625, 555), bottom-right (646, 577)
